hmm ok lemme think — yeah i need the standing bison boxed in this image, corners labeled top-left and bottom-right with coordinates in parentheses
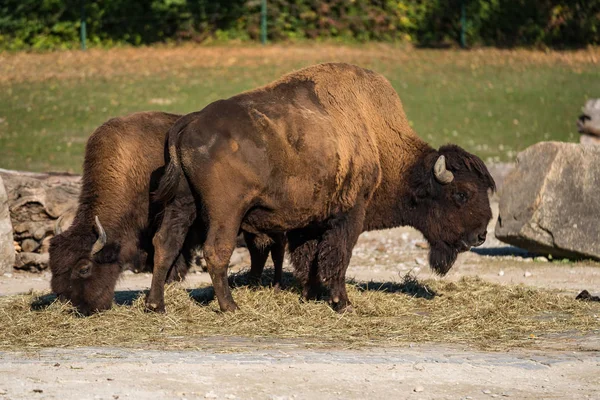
top-left (49, 112), bottom-right (285, 315)
top-left (147, 63), bottom-right (495, 313)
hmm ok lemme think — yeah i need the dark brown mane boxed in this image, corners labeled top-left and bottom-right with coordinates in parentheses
top-left (439, 144), bottom-right (496, 192)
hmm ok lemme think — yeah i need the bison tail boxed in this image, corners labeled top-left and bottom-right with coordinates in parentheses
top-left (153, 119), bottom-right (189, 204)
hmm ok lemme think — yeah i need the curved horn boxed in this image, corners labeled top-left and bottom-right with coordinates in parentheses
top-left (54, 215), bottom-right (64, 235)
top-left (91, 215), bottom-right (107, 255)
top-left (433, 155), bottom-right (454, 184)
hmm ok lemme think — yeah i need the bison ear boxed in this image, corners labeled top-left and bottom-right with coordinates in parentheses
top-left (92, 242), bottom-right (121, 264)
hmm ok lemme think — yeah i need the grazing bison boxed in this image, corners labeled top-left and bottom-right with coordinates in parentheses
top-left (148, 63), bottom-right (495, 313)
top-left (50, 111), bottom-right (286, 315)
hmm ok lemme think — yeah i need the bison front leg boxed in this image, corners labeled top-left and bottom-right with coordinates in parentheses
top-left (316, 206), bottom-right (366, 313)
top-left (146, 194), bottom-right (196, 313)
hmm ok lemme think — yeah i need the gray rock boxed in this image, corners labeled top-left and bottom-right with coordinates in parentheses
top-left (0, 176), bottom-right (15, 273)
top-left (495, 142), bottom-right (600, 260)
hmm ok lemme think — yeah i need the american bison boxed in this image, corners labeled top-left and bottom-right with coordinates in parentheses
top-left (148, 62), bottom-right (495, 313)
top-left (49, 111), bottom-right (286, 315)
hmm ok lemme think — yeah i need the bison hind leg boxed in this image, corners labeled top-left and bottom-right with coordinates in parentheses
top-left (288, 230), bottom-right (320, 301)
top-left (244, 232), bottom-right (272, 287)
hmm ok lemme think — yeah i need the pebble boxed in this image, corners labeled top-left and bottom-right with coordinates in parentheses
top-left (205, 391), bottom-right (218, 399)
top-left (2, 273), bottom-right (12, 278)
top-left (535, 256), bottom-right (549, 262)
top-left (122, 270), bottom-right (134, 275)
top-left (413, 386), bottom-right (424, 393)
top-left (524, 271), bottom-right (532, 278)
top-left (482, 389), bottom-right (492, 394)
top-left (498, 270), bottom-right (505, 276)
top-left (224, 395), bottom-right (236, 400)
top-left (415, 258), bottom-right (426, 266)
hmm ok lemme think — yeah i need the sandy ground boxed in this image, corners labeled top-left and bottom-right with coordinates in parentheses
top-left (1, 199), bottom-right (599, 399)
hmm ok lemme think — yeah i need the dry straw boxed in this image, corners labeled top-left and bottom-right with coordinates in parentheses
top-left (0, 271), bottom-right (597, 351)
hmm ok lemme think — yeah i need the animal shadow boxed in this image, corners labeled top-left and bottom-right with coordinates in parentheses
top-left (228, 269), bottom-right (302, 293)
top-left (470, 246), bottom-right (535, 258)
top-left (30, 293), bottom-right (58, 311)
top-left (352, 275), bottom-right (437, 300)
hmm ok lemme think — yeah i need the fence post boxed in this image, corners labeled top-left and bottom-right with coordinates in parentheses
top-left (460, 0), bottom-right (466, 48)
top-left (260, 0), bottom-right (267, 45)
top-left (80, 0), bottom-right (87, 50)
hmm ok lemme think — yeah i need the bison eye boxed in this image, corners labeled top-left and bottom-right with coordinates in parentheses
top-left (453, 192), bottom-right (468, 205)
top-left (78, 265), bottom-right (92, 278)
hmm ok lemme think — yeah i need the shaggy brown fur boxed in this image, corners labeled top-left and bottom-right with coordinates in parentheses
top-left (49, 112), bottom-right (186, 315)
top-left (50, 112), bottom-right (285, 315)
top-left (151, 63), bottom-right (495, 313)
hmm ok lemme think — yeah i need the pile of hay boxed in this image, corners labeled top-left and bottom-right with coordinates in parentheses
top-left (0, 272), bottom-right (598, 350)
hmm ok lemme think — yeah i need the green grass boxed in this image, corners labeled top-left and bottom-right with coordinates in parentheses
top-left (0, 45), bottom-right (598, 173)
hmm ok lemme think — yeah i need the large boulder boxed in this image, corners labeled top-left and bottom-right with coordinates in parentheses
top-left (0, 175), bottom-right (15, 273)
top-left (495, 142), bottom-right (600, 260)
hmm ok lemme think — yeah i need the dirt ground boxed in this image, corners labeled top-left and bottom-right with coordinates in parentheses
top-left (1, 199), bottom-right (599, 399)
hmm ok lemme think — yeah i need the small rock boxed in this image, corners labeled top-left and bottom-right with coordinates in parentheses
top-left (534, 256), bottom-right (549, 262)
top-left (524, 271), bottom-right (532, 278)
top-left (33, 389), bottom-right (43, 393)
top-left (413, 363), bottom-right (425, 371)
top-left (122, 270), bottom-right (135, 275)
top-left (53, 363), bottom-right (60, 367)
top-left (415, 242), bottom-right (429, 249)
top-left (224, 395), bottom-right (236, 400)
top-left (413, 386), bottom-right (424, 393)
top-left (0, 390), bottom-right (7, 395)
top-left (205, 391), bottom-right (218, 399)
top-left (498, 270), bottom-right (505, 276)
top-left (483, 389), bottom-right (492, 394)
top-left (415, 258), bottom-right (426, 266)
top-left (3, 273), bottom-right (12, 278)
top-left (13, 241), bottom-right (21, 252)
top-left (491, 395), bottom-right (499, 398)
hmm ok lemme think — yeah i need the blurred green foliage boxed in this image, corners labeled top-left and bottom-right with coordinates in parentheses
top-left (1, 0), bottom-right (599, 50)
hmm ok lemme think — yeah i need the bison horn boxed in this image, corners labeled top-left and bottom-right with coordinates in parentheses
top-left (434, 155), bottom-right (454, 184)
top-left (54, 215), bottom-right (64, 235)
top-left (91, 215), bottom-right (107, 255)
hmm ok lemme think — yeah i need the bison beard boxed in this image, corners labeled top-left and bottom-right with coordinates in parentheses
top-left (150, 62), bottom-right (495, 313)
top-left (429, 243), bottom-right (458, 276)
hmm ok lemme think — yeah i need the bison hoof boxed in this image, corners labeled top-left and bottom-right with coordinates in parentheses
top-left (248, 275), bottom-right (262, 288)
top-left (220, 302), bottom-right (239, 312)
top-left (144, 301), bottom-right (165, 313)
top-left (332, 302), bottom-right (354, 314)
top-left (273, 282), bottom-right (283, 292)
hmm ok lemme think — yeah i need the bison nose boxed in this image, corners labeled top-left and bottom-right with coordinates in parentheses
top-left (474, 231), bottom-right (487, 246)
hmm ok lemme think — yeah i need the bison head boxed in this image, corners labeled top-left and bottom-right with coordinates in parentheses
top-left (408, 145), bottom-right (495, 275)
top-left (49, 216), bottom-right (121, 315)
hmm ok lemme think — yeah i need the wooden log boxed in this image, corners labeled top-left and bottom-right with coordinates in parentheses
top-left (0, 169), bottom-right (80, 271)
